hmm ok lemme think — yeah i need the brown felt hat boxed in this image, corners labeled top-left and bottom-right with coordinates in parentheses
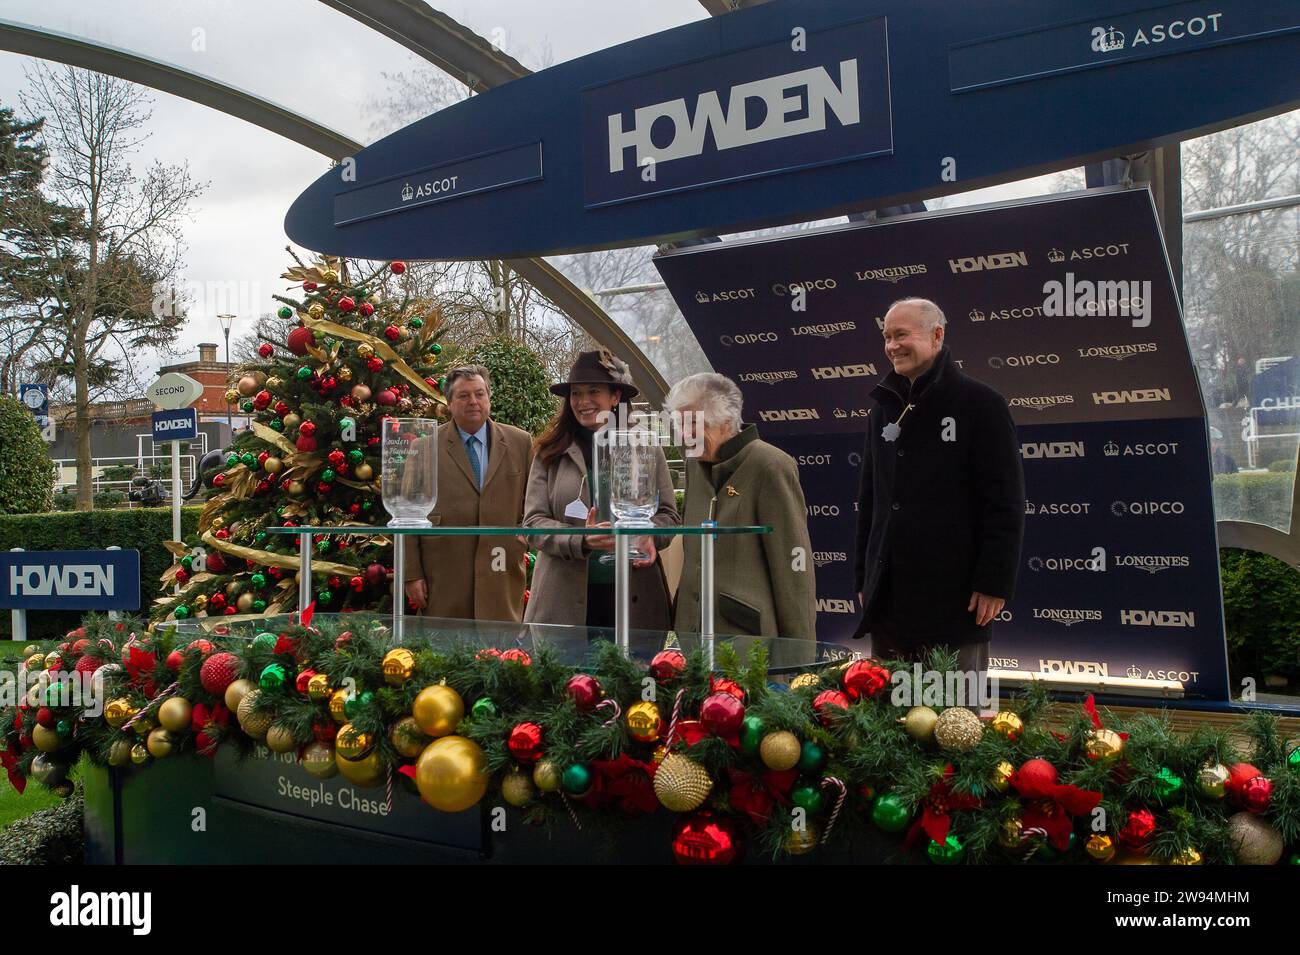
top-left (550, 349), bottom-right (639, 400)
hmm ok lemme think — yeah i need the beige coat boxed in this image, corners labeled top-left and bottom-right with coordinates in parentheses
top-left (403, 419), bottom-right (534, 622)
top-left (522, 439), bottom-right (679, 628)
top-left (673, 426), bottom-right (817, 642)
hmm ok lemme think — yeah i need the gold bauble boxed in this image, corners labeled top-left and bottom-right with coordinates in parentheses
top-left (237, 690), bottom-right (272, 738)
top-left (998, 815), bottom-right (1023, 849)
top-left (785, 822), bottom-right (820, 855)
top-left (626, 700), bottom-right (662, 743)
top-left (653, 753), bottom-right (713, 812)
top-left (224, 678), bottom-right (257, 712)
top-left (301, 741), bottom-right (338, 779)
top-left (335, 748), bottom-right (384, 788)
top-left (351, 384), bottom-right (372, 403)
top-left (261, 456), bottom-right (283, 475)
top-left (336, 723), bottom-right (374, 760)
top-left (283, 413), bottom-right (302, 430)
top-left (354, 463), bottom-right (374, 482)
top-left (104, 697), bottom-right (136, 728)
top-left (533, 760), bottom-right (561, 792)
top-left (287, 480), bottom-right (306, 497)
top-left (501, 768), bottom-right (536, 807)
top-left (108, 738), bottom-right (133, 767)
top-left (225, 581), bottom-right (241, 596)
top-left (790, 672), bottom-right (821, 691)
top-left (652, 745), bottom-right (668, 765)
top-left (146, 728), bottom-right (174, 758)
top-left (224, 388), bottom-right (240, 404)
top-left (193, 594), bottom-right (209, 612)
top-left (389, 716), bottom-right (429, 758)
top-left (933, 707), bottom-right (983, 752)
top-left (1085, 833), bottom-right (1117, 862)
top-left (32, 723), bottom-right (62, 753)
top-left (158, 697), bottom-right (193, 732)
top-left (133, 716), bottom-right (155, 736)
top-left (308, 302), bottom-right (325, 319)
top-left (1085, 728), bottom-right (1124, 764)
top-left (991, 760), bottom-right (1015, 794)
top-left (356, 343), bottom-right (375, 359)
top-left (236, 592), bottom-right (254, 613)
top-left (322, 268), bottom-right (339, 284)
top-left (903, 705), bottom-right (938, 744)
top-left (130, 743), bottom-right (150, 766)
top-left (211, 516), bottom-right (225, 528)
top-left (382, 648), bottom-right (417, 686)
top-left (329, 688), bottom-right (350, 724)
top-left (237, 375), bottom-right (259, 397)
top-left (265, 723), bottom-right (299, 753)
top-left (21, 644), bottom-right (40, 659)
top-left (1227, 811), bottom-right (1284, 865)
top-left (1196, 762), bottom-right (1230, 799)
top-left (989, 711), bottom-right (1024, 742)
top-left (266, 376), bottom-right (283, 389)
top-left (758, 731), bottom-right (801, 771)
top-left (412, 684), bottom-right (464, 738)
top-left (415, 735), bottom-right (489, 811)
top-left (1170, 847), bottom-right (1203, 865)
top-left (338, 366), bottom-right (352, 381)
top-left (307, 673), bottom-right (332, 703)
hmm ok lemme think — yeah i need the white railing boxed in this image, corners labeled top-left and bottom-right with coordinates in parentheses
top-left (52, 453), bottom-right (199, 505)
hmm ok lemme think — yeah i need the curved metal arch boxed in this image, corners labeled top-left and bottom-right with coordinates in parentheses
top-left (0, 14), bottom-right (668, 405)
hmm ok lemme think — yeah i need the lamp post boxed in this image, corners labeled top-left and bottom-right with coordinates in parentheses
top-left (217, 313), bottom-right (235, 438)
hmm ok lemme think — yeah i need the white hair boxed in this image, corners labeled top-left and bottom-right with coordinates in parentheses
top-left (887, 297), bottom-right (946, 332)
top-left (665, 373), bottom-right (744, 435)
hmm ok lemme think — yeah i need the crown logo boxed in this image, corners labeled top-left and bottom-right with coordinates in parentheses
top-left (695, 290), bottom-right (710, 304)
top-left (969, 308), bottom-right (985, 322)
top-left (1048, 248), bottom-right (1066, 264)
top-left (1100, 26), bottom-right (1126, 52)
top-left (1104, 441), bottom-right (1120, 457)
top-left (401, 182), bottom-right (414, 201)
top-left (1126, 664), bottom-right (1143, 679)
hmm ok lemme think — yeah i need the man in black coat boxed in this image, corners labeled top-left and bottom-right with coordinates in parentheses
top-left (853, 297), bottom-right (1025, 678)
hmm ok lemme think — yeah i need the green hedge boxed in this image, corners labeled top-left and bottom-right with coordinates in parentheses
top-left (1212, 471), bottom-right (1293, 528)
top-left (0, 394), bottom-right (56, 515)
top-left (1220, 548), bottom-right (1300, 686)
top-left (0, 506), bottom-right (201, 639)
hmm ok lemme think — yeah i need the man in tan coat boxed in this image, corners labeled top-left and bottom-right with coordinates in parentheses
top-left (403, 365), bottom-right (534, 622)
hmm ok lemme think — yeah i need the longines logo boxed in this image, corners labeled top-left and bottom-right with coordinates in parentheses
top-left (696, 288), bottom-right (756, 303)
top-left (1111, 500), bottom-right (1186, 516)
top-left (1078, 343), bottom-right (1157, 361)
top-left (813, 551), bottom-right (848, 567)
top-left (738, 370), bottom-right (799, 385)
top-left (1040, 659), bottom-right (1109, 676)
top-left (791, 321), bottom-right (856, 338)
top-left (816, 598), bottom-right (857, 614)
top-left (811, 363), bottom-right (875, 380)
top-left (1104, 440), bottom-right (1179, 457)
top-left (855, 263), bottom-right (928, 283)
top-left (1020, 441), bottom-right (1084, 459)
top-left (773, 279), bottom-right (837, 295)
top-left (1025, 501), bottom-right (1092, 515)
top-left (989, 353), bottom-right (1060, 369)
top-left (1032, 608), bottom-right (1103, 627)
top-left (989, 657), bottom-right (1020, 669)
top-left (1093, 388), bottom-right (1171, 405)
top-left (948, 251), bottom-right (1028, 274)
top-left (760, 408), bottom-right (820, 422)
top-left (1047, 243), bottom-right (1132, 262)
top-left (1091, 14), bottom-right (1223, 55)
top-left (1121, 610), bottom-right (1196, 628)
top-left (1028, 547), bottom-right (1106, 573)
top-left (969, 305), bottom-right (1046, 322)
top-left (1126, 664), bottom-right (1201, 684)
top-left (1115, 554), bottom-right (1190, 574)
top-left (719, 332), bottom-right (778, 346)
top-left (1009, 395), bottom-right (1074, 411)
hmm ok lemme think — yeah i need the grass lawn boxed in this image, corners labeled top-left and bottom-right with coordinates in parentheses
top-left (0, 769), bottom-right (73, 829)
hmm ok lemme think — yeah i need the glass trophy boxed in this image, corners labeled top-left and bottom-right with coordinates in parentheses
top-left (599, 427), bottom-right (659, 562)
top-left (381, 417), bottom-right (438, 527)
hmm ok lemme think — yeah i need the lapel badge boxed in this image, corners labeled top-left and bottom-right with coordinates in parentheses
top-left (725, 484), bottom-right (740, 497)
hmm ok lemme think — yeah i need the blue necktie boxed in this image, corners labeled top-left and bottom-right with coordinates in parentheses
top-left (466, 435), bottom-right (482, 490)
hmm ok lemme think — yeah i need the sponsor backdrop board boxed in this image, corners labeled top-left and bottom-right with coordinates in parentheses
top-left (654, 188), bottom-right (1229, 700)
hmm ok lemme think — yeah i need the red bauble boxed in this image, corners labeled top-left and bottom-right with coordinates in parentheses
top-left (35, 707), bottom-right (54, 728)
top-left (255, 480), bottom-right (271, 494)
top-left (812, 689), bottom-right (851, 725)
top-left (349, 503), bottom-right (362, 515)
top-left (359, 302), bottom-right (374, 317)
top-left (565, 674), bottom-right (603, 711)
top-left (295, 668), bottom-right (316, 694)
top-left (175, 568), bottom-right (190, 584)
top-left (383, 325), bottom-right (401, 342)
top-left (507, 722), bottom-right (544, 762)
top-left (74, 655), bottom-right (102, 677)
top-left (224, 606), bottom-right (238, 616)
top-left (200, 652), bottom-right (242, 695)
top-left (671, 812), bottom-right (742, 865)
top-left (258, 342), bottom-right (274, 358)
top-left (328, 449), bottom-right (346, 467)
top-left (649, 649), bottom-right (686, 682)
top-left (316, 481), bottom-right (331, 494)
top-left (166, 650), bottom-right (184, 670)
top-left (375, 389), bottom-right (398, 406)
top-left (319, 377), bottom-right (337, 394)
top-left (212, 474), bottom-right (226, 488)
top-left (274, 400), bottom-right (289, 416)
top-left (1016, 757), bottom-right (1059, 789)
top-left (709, 676), bottom-right (745, 700)
top-left (297, 435), bottom-right (318, 453)
top-left (1118, 807), bottom-right (1157, 850)
top-left (335, 631), bottom-right (354, 649)
top-left (194, 731), bottom-right (219, 758)
top-left (299, 420), bottom-right (316, 436)
top-left (208, 592), bottom-right (226, 609)
top-left (253, 390), bottom-right (272, 410)
top-left (303, 281), bottom-right (318, 292)
top-left (337, 296), bottom-right (356, 312)
top-left (366, 357), bottom-right (385, 373)
top-left (206, 552), bottom-right (227, 573)
top-left (700, 692), bottom-right (745, 737)
top-left (287, 326), bottom-right (315, 355)
top-left (72, 638), bottom-right (90, 653)
top-left (214, 528), bottom-right (230, 540)
top-left (476, 648), bottom-right (502, 660)
top-left (390, 261), bottom-right (406, 274)
top-left (257, 451), bottom-right (269, 467)
top-left (842, 660), bottom-right (891, 700)
top-left (188, 639), bottom-right (214, 653)
top-left (349, 575), bottom-right (364, 592)
top-left (1226, 762), bottom-right (1263, 807)
top-left (365, 563), bottom-right (387, 586)
top-left (501, 648), bottom-right (532, 666)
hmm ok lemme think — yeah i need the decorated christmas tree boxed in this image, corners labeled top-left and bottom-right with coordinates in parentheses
top-left (154, 252), bottom-right (451, 622)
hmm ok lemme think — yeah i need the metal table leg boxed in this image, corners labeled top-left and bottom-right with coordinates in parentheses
top-left (392, 534), bottom-right (405, 642)
top-left (701, 521), bottom-right (716, 671)
top-left (614, 529), bottom-right (630, 652)
top-left (298, 532), bottom-right (312, 616)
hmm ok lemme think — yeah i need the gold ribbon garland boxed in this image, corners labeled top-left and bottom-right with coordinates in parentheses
top-left (302, 315), bottom-right (447, 406)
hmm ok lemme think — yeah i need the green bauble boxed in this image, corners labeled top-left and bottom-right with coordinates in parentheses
top-left (254, 531), bottom-right (267, 544)
top-left (561, 762), bottom-right (593, 796)
top-left (871, 793), bottom-right (910, 832)
top-left (361, 500), bottom-right (373, 510)
top-left (317, 589), bottom-right (333, 604)
top-left (55, 718), bottom-right (73, 738)
top-left (241, 400), bottom-right (254, 413)
top-left (348, 448), bottom-right (364, 464)
top-left (471, 698), bottom-right (498, 719)
top-left (250, 631), bottom-right (276, 651)
top-left (927, 834), bottom-right (965, 865)
top-left (344, 690), bottom-right (374, 718)
top-left (409, 318), bottom-right (423, 329)
top-left (798, 740), bottom-right (827, 774)
top-left (791, 782), bottom-right (824, 814)
top-left (321, 468), bottom-right (336, 483)
top-left (277, 306), bottom-right (293, 319)
top-left (1153, 766), bottom-right (1184, 804)
top-left (250, 573), bottom-right (267, 589)
top-left (269, 419), bottom-right (284, 432)
top-left (437, 377), bottom-right (447, 393)
top-left (430, 343), bottom-right (442, 355)
top-left (259, 663), bottom-right (287, 690)
top-left (253, 599), bottom-right (267, 612)
top-left (296, 366), bottom-right (312, 380)
top-left (339, 417), bottom-right (355, 431)
top-left (739, 715), bottom-right (765, 755)
top-left (240, 452), bottom-right (255, 467)
top-left (174, 605), bottom-right (191, 619)
top-left (316, 538), bottom-right (333, 555)
top-left (226, 453), bottom-right (239, 467)
top-left (180, 555), bottom-right (193, 570)
top-left (1287, 744), bottom-right (1300, 771)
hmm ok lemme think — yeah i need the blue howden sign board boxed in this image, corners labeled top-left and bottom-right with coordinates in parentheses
top-left (655, 188), bottom-right (1230, 701)
top-left (152, 408), bottom-right (199, 442)
top-left (285, 0), bottom-right (1298, 260)
top-left (0, 549), bottom-right (141, 611)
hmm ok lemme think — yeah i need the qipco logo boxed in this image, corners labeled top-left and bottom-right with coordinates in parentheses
top-left (720, 332), bottom-right (778, 347)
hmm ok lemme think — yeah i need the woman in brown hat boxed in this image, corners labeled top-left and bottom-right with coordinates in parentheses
top-left (522, 349), bottom-right (679, 632)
